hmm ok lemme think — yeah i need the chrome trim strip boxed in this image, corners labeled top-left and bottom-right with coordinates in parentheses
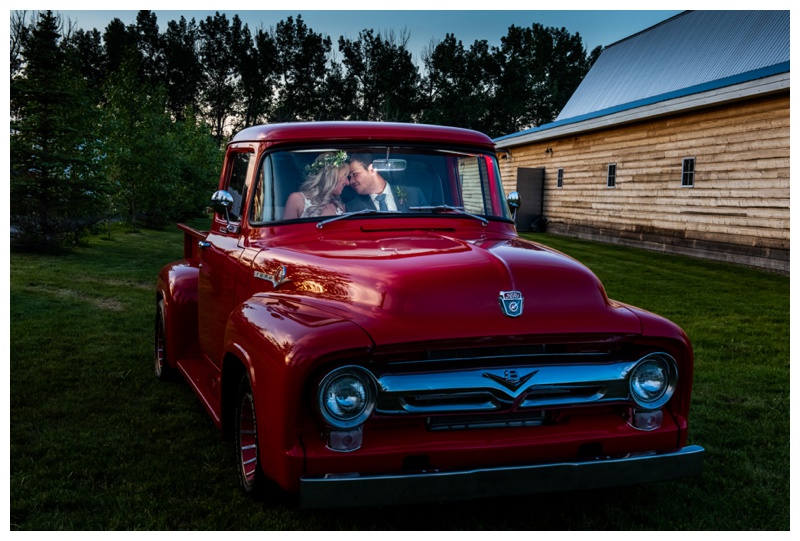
top-left (299, 445), bottom-right (705, 508)
top-left (386, 351), bottom-right (609, 366)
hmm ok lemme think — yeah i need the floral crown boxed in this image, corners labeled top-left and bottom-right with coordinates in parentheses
top-left (304, 151), bottom-right (349, 176)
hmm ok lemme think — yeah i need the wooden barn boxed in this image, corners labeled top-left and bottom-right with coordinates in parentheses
top-left (495, 10), bottom-right (789, 273)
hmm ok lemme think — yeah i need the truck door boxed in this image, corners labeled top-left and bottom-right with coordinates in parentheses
top-left (198, 145), bottom-right (256, 366)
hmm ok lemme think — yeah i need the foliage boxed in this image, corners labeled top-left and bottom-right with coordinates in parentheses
top-left (60, 9), bottom-right (598, 133)
top-left (103, 56), bottom-right (220, 230)
top-left (161, 16), bottom-right (204, 120)
top-left (10, 9), bottom-right (602, 251)
top-left (10, 226), bottom-right (788, 529)
top-left (421, 34), bottom-right (494, 131)
top-left (10, 10), bottom-right (108, 250)
top-left (273, 15), bottom-right (332, 122)
top-left (197, 12), bottom-right (241, 144)
top-left (339, 28), bottom-right (421, 122)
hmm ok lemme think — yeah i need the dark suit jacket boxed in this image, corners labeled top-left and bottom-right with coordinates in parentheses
top-left (344, 183), bottom-right (427, 213)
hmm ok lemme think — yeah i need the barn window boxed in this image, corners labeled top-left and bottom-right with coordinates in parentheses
top-left (607, 163), bottom-right (616, 188)
top-left (682, 158), bottom-right (695, 187)
top-left (557, 168), bottom-right (564, 188)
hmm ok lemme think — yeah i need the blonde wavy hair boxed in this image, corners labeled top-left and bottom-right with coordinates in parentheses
top-left (300, 152), bottom-right (349, 217)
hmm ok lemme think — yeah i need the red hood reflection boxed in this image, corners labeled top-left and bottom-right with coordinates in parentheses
top-left (249, 231), bottom-right (641, 346)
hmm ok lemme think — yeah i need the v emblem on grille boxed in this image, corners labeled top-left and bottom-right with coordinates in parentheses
top-left (483, 368), bottom-right (539, 391)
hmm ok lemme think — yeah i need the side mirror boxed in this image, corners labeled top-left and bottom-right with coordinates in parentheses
top-left (210, 190), bottom-right (236, 232)
top-left (507, 191), bottom-right (521, 220)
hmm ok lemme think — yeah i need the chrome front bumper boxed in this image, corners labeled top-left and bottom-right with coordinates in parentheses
top-left (299, 445), bottom-right (704, 508)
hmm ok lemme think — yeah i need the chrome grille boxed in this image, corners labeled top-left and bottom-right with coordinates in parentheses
top-left (375, 360), bottom-right (638, 415)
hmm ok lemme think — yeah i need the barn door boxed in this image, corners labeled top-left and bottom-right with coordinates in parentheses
top-left (515, 167), bottom-right (545, 231)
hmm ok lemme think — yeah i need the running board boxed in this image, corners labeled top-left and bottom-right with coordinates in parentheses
top-left (177, 357), bottom-right (222, 428)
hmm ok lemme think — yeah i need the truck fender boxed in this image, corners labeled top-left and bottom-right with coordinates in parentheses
top-left (156, 260), bottom-right (200, 368)
top-left (222, 295), bottom-right (374, 489)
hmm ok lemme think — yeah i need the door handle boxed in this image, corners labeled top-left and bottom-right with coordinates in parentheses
top-left (198, 241), bottom-right (211, 249)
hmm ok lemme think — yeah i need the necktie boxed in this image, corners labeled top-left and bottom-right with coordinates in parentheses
top-left (375, 194), bottom-right (388, 211)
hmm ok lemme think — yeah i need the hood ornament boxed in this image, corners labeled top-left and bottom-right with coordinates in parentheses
top-left (254, 265), bottom-right (291, 289)
top-left (499, 290), bottom-right (524, 317)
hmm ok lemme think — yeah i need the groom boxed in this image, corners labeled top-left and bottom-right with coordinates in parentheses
top-left (344, 152), bottom-right (427, 212)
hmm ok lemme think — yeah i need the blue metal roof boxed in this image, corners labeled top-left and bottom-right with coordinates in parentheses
top-left (556, 10), bottom-right (789, 120)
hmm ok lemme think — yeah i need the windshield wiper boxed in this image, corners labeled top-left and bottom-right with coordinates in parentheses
top-left (316, 208), bottom-right (390, 229)
top-left (408, 205), bottom-right (488, 226)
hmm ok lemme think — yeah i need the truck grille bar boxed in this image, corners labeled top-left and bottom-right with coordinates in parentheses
top-left (375, 360), bottom-right (638, 415)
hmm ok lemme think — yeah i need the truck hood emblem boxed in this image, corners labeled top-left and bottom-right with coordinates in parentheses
top-left (254, 266), bottom-right (291, 289)
top-left (499, 290), bottom-right (524, 317)
top-left (483, 368), bottom-right (539, 391)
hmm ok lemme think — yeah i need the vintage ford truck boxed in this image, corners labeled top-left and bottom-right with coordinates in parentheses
top-left (155, 121), bottom-right (703, 508)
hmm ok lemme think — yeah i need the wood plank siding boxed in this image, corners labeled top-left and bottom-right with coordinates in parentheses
top-left (498, 93), bottom-right (789, 272)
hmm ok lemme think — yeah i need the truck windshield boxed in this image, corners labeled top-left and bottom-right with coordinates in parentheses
top-left (249, 146), bottom-right (511, 224)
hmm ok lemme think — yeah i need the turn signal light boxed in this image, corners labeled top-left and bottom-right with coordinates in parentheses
top-left (628, 408), bottom-right (663, 431)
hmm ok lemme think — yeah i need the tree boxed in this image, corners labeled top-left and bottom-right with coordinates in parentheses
top-left (233, 26), bottom-right (278, 129)
top-left (134, 10), bottom-right (165, 87)
top-left (273, 15), bottom-right (331, 121)
top-left (163, 16), bottom-right (203, 120)
top-left (319, 54), bottom-right (357, 120)
top-left (484, 23), bottom-right (597, 137)
top-left (421, 34), bottom-right (493, 131)
top-left (170, 111), bottom-right (224, 216)
top-left (103, 55), bottom-right (179, 230)
top-left (10, 10), bottom-right (31, 81)
top-left (198, 12), bottom-right (242, 143)
top-left (64, 27), bottom-right (106, 102)
top-left (338, 28), bottom-right (421, 121)
top-left (102, 17), bottom-right (137, 74)
top-left (10, 10), bottom-right (107, 249)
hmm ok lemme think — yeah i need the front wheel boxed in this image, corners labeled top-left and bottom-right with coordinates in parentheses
top-left (235, 373), bottom-right (268, 494)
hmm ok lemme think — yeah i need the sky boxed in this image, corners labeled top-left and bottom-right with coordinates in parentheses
top-left (49, 3), bottom-right (684, 62)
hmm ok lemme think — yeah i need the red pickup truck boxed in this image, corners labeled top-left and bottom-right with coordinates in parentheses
top-left (156, 121), bottom-right (703, 507)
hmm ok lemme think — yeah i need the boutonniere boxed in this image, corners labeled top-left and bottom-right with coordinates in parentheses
top-left (394, 186), bottom-right (408, 206)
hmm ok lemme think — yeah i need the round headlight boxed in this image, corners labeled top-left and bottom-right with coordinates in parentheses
top-left (318, 366), bottom-right (376, 429)
top-left (629, 354), bottom-right (677, 409)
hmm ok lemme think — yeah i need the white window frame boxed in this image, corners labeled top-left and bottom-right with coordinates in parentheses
top-left (606, 163), bottom-right (617, 188)
top-left (682, 157), bottom-right (696, 188)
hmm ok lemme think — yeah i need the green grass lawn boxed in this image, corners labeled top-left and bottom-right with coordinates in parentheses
top-left (10, 226), bottom-right (789, 530)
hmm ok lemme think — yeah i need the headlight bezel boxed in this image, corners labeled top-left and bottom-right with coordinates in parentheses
top-left (317, 365), bottom-right (377, 429)
top-left (628, 353), bottom-right (678, 410)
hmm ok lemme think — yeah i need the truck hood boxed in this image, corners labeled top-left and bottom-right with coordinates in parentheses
top-left (250, 232), bottom-right (641, 346)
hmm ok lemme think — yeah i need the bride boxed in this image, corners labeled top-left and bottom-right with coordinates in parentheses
top-left (283, 151), bottom-right (350, 219)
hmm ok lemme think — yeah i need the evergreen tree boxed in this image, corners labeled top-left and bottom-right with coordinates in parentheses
top-left (10, 10), bottom-right (31, 81)
top-left (10, 10), bottom-right (107, 249)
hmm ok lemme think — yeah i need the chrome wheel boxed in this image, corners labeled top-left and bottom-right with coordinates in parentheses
top-left (238, 387), bottom-right (258, 489)
top-left (236, 374), bottom-right (265, 493)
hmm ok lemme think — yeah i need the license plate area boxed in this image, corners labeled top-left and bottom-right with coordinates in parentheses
top-left (426, 411), bottom-right (546, 431)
